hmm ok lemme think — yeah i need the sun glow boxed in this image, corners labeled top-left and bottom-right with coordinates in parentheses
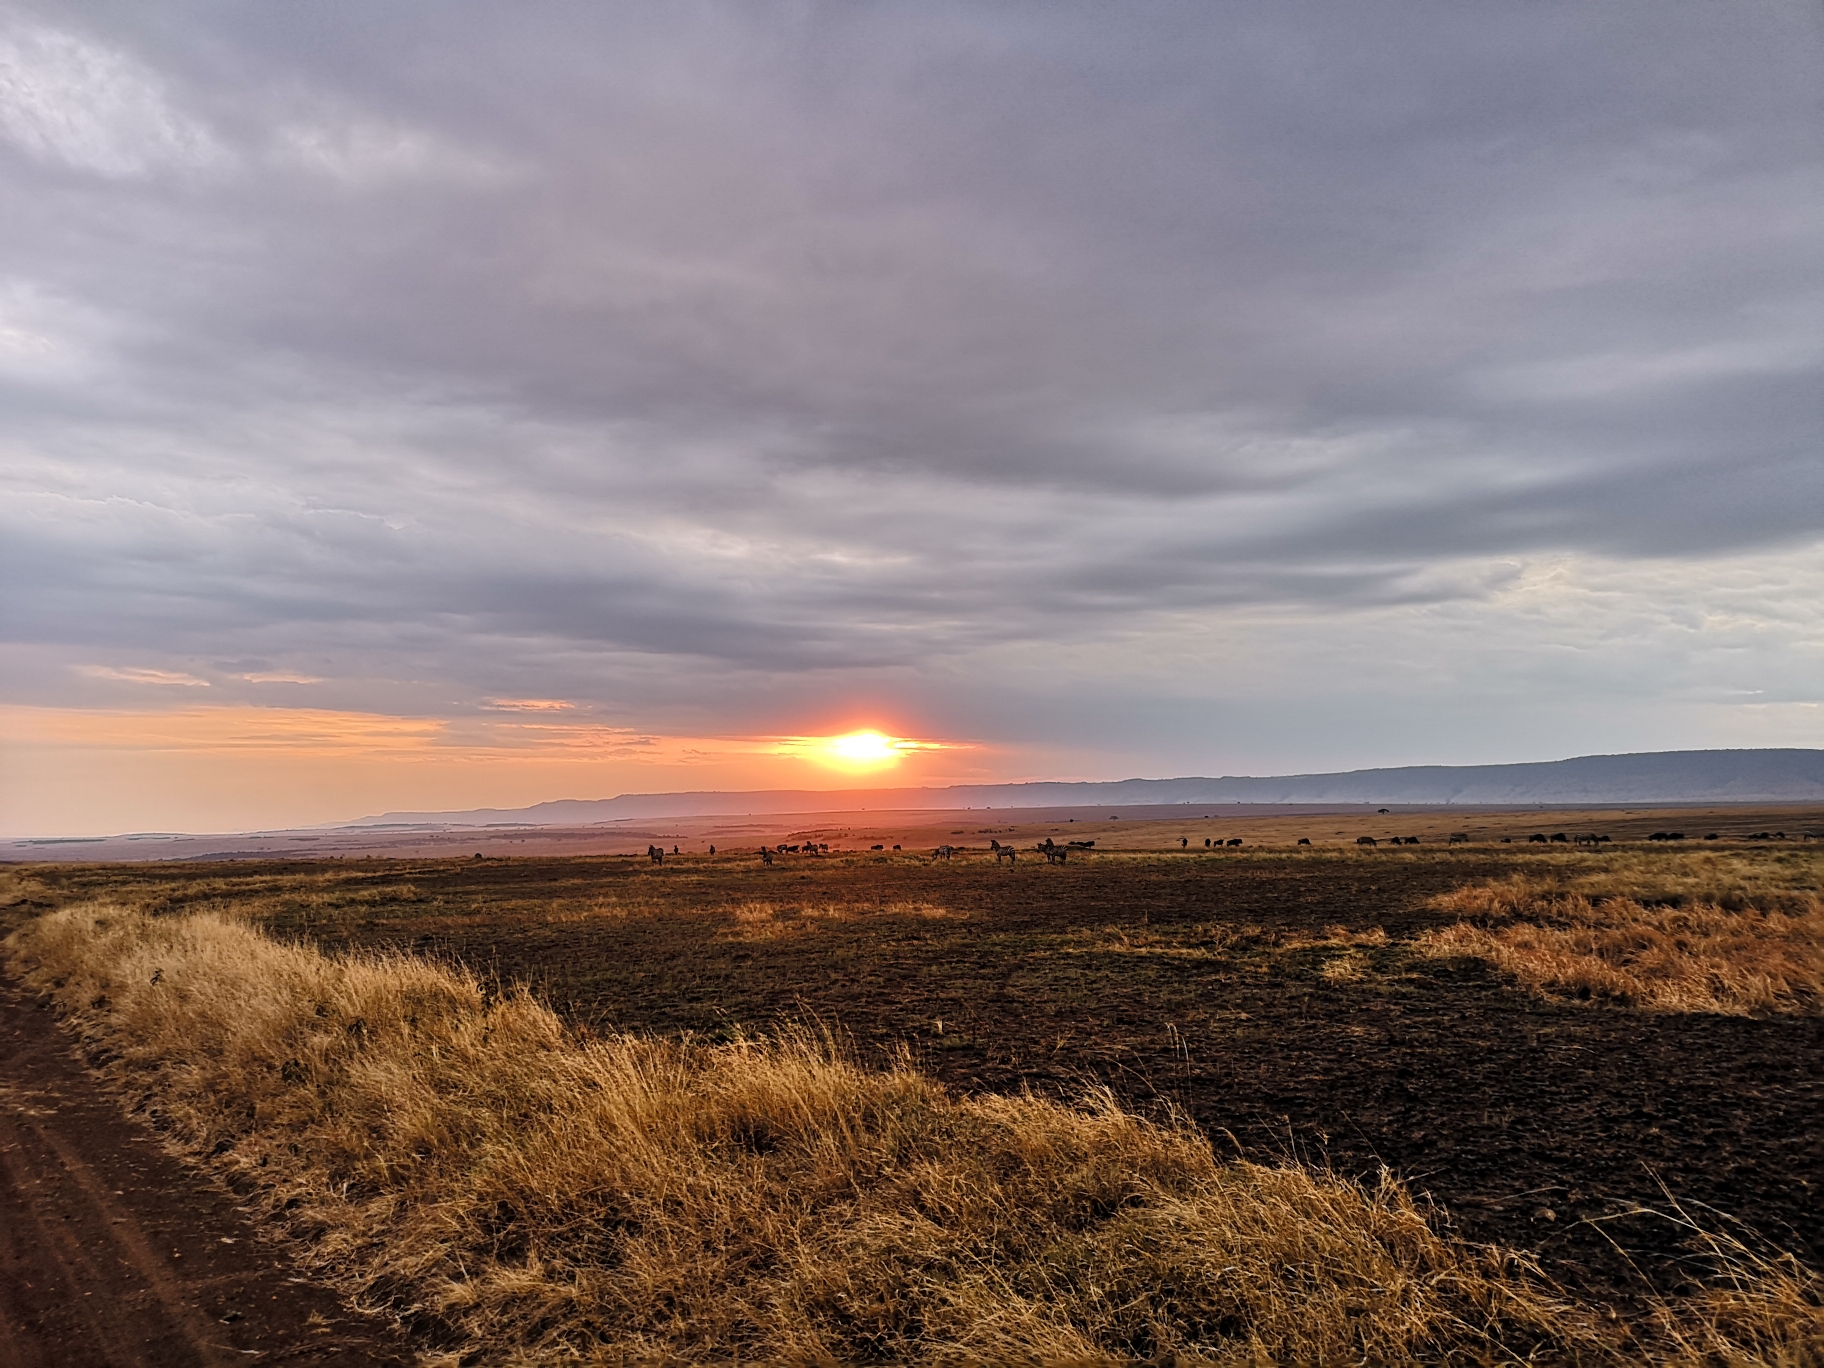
top-left (827, 730), bottom-right (903, 765)
top-left (778, 729), bottom-right (947, 773)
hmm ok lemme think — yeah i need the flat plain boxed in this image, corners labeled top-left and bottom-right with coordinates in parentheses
top-left (9, 809), bottom-right (1821, 1326)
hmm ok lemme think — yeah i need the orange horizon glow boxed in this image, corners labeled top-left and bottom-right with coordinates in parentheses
top-left (0, 705), bottom-right (986, 838)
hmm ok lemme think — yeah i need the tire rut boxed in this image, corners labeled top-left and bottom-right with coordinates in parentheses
top-left (0, 974), bottom-right (414, 1366)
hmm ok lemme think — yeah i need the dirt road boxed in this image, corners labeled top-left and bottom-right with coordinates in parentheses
top-left (0, 976), bottom-right (413, 1367)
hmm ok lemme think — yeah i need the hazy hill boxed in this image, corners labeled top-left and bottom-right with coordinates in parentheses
top-left (350, 748), bottom-right (1824, 827)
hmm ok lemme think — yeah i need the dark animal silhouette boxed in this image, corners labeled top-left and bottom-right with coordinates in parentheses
top-left (1297, 837), bottom-right (1311, 846)
top-left (1356, 836), bottom-right (1377, 847)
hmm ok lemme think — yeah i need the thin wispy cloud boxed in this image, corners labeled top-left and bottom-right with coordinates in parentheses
top-left (78, 665), bottom-right (210, 687)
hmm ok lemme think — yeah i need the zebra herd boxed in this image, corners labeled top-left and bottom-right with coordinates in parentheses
top-left (639, 825), bottom-right (1775, 868)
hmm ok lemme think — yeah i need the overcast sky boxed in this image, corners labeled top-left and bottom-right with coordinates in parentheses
top-left (3, 2), bottom-right (1822, 833)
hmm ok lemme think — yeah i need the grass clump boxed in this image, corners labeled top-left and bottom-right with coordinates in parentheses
top-left (6, 903), bottom-right (1621, 1364)
top-left (9, 901), bottom-right (1823, 1363)
top-left (1420, 872), bottom-right (1824, 1015)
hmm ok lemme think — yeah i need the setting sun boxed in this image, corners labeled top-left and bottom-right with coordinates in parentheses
top-left (773, 729), bottom-right (950, 773)
top-left (825, 730), bottom-right (905, 766)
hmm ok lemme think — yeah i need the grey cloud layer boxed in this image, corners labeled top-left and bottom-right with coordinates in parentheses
top-left (2, 1), bottom-right (1821, 752)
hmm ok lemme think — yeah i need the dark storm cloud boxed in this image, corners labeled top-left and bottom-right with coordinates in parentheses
top-left (2, 1), bottom-right (1820, 739)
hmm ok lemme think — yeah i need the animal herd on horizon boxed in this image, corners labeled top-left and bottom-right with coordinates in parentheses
top-left (614, 825), bottom-right (1814, 866)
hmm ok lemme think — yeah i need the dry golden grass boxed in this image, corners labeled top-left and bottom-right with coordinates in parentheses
top-left (720, 900), bottom-right (960, 941)
top-left (1420, 873), bottom-right (1824, 1016)
top-left (8, 902), bottom-right (1823, 1364)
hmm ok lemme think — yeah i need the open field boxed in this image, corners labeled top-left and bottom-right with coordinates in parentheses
top-left (4, 815), bottom-right (1823, 1361)
top-left (12, 799), bottom-right (1823, 863)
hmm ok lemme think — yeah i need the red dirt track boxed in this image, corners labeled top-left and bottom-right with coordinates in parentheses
top-left (0, 976), bottom-right (411, 1368)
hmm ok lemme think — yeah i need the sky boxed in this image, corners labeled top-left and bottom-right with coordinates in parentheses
top-left (2, 1), bottom-right (1822, 836)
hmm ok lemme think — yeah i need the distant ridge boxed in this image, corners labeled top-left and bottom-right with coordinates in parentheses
top-left (349, 748), bottom-right (1824, 827)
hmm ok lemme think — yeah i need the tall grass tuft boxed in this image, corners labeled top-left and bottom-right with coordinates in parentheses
top-left (8, 903), bottom-right (1820, 1363)
top-left (1421, 875), bottom-right (1824, 1015)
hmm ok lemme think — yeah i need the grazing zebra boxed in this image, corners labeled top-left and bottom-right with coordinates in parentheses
top-left (1044, 846), bottom-right (1067, 864)
top-left (995, 846), bottom-right (1017, 863)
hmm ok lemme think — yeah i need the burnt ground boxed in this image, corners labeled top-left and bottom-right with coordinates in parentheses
top-left (0, 974), bottom-right (413, 1367)
top-left (10, 844), bottom-right (1824, 1315)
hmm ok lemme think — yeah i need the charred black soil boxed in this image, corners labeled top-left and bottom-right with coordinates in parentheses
top-left (12, 843), bottom-right (1823, 1310)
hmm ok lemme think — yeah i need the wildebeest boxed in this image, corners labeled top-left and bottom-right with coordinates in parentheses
top-left (871, 844), bottom-right (884, 850)
top-left (1226, 838), bottom-right (1243, 848)
top-left (1528, 834), bottom-right (1549, 844)
top-left (1297, 837), bottom-right (1311, 846)
top-left (1067, 839), bottom-right (1095, 849)
top-left (1549, 833), bottom-right (1568, 844)
top-left (1356, 836), bottom-right (1377, 846)
top-left (1204, 837), bottom-right (1212, 848)
top-left (1180, 837), bottom-right (1188, 848)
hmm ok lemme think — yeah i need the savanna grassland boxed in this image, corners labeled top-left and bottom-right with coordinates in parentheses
top-left (4, 833), bottom-right (1822, 1363)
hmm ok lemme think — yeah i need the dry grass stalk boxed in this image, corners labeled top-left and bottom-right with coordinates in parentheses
top-left (6, 903), bottom-right (1629, 1365)
top-left (721, 900), bottom-right (958, 940)
top-left (1420, 876), bottom-right (1824, 1015)
top-left (9, 904), bottom-right (1820, 1364)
